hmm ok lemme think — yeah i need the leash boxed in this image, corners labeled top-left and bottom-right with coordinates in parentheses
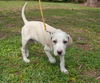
top-left (39, 0), bottom-right (47, 31)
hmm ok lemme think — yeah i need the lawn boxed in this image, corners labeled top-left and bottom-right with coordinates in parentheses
top-left (0, 1), bottom-right (100, 83)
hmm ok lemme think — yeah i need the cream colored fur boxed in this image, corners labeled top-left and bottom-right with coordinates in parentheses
top-left (21, 2), bottom-right (73, 74)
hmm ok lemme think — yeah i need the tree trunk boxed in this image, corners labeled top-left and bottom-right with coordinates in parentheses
top-left (75, 0), bottom-right (78, 2)
top-left (85, 0), bottom-right (98, 7)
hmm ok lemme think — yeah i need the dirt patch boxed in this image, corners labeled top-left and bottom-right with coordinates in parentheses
top-left (0, 33), bottom-right (7, 40)
top-left (0, 7), bottom-right (20, 12)
top-left (80, 2), bottom-right (100, 8)
top-left (81, 69), bottom-right (100, 79)
top-left (76, 36), bottom-right (91, 51)
top-left (0, 8), bottom-right (5, 12)
top-left (77, 44), bottom-right (91, 51)
top-left (5, 24), bottom-right (15, 28)
top-left (0, 31), bottom-right (20, 40)
top-left (52, 16), bottom-right (63, 19)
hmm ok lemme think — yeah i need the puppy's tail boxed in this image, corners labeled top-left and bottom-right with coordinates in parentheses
top-left (22, 2), bottom-right (28, 24)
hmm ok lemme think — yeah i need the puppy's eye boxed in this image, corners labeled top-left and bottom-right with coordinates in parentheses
top-left (63, 40), bottom-right (67, 44)
top-left (53, 40), bottom-right (57, 44)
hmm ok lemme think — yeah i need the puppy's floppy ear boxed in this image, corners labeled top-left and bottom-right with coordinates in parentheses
top-left (46, 31), bottom-right (53, 35)
top-left (67, 34), bottom-right (73, 47)
top-left (46, 30), bottom-right (54, 39)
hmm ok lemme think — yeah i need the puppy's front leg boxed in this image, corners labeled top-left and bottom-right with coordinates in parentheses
top-left (44, 46), bottom-right (56, 64)
top-left (60, 55), bottom-right (69, 74)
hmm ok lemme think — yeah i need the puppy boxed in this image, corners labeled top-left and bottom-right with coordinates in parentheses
top-left (21, 3), bottom-right (73, 74)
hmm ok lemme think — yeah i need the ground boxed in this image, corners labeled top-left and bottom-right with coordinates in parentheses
top-left (0, 1), bottom-right (100, 83)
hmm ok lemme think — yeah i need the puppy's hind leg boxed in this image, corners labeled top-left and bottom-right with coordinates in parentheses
top-left (44, 46), bottom-right (56, 64)
top-left (21, 39), bottom-right (30, 63)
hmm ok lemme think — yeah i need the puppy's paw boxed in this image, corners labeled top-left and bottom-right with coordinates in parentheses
top-left (49, 58), bottom-right (56, 64)
top-left (23, 58), bottom-right (30, 63)
top-left (61, 69), bottom-right (69, 74)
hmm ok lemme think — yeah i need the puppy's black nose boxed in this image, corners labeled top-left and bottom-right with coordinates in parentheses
top-left (57, 50), bottom-right (62, 55)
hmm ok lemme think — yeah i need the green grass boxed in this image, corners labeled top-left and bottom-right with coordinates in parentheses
top-left (0, 1), bottom-right (100, 83)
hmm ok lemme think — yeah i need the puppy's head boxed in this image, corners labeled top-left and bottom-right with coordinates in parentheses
top-left (50, 30), bottom-right (72, 56)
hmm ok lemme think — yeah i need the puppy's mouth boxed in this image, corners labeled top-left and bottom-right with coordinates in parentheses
top-left (57, 54), bottom-right (62, 56)
top-left (54, 51), bottom-right (64, 56)
top-left (54, 53), bottom-right (63, 56)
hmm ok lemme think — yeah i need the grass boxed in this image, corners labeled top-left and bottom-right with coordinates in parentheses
top-left (0, 1), bottom-right (100, 83)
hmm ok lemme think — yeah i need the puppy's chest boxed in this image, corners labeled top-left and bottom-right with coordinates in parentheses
top-left (45, 38), bottom-right (52, 48)
top-left (42, 34), bottom-right (52, 48)
top-left (34, 31), bottom-right (52, 48)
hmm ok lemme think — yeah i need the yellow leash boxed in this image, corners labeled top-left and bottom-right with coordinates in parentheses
top-left (39, 0), bottom-right (46, 30)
